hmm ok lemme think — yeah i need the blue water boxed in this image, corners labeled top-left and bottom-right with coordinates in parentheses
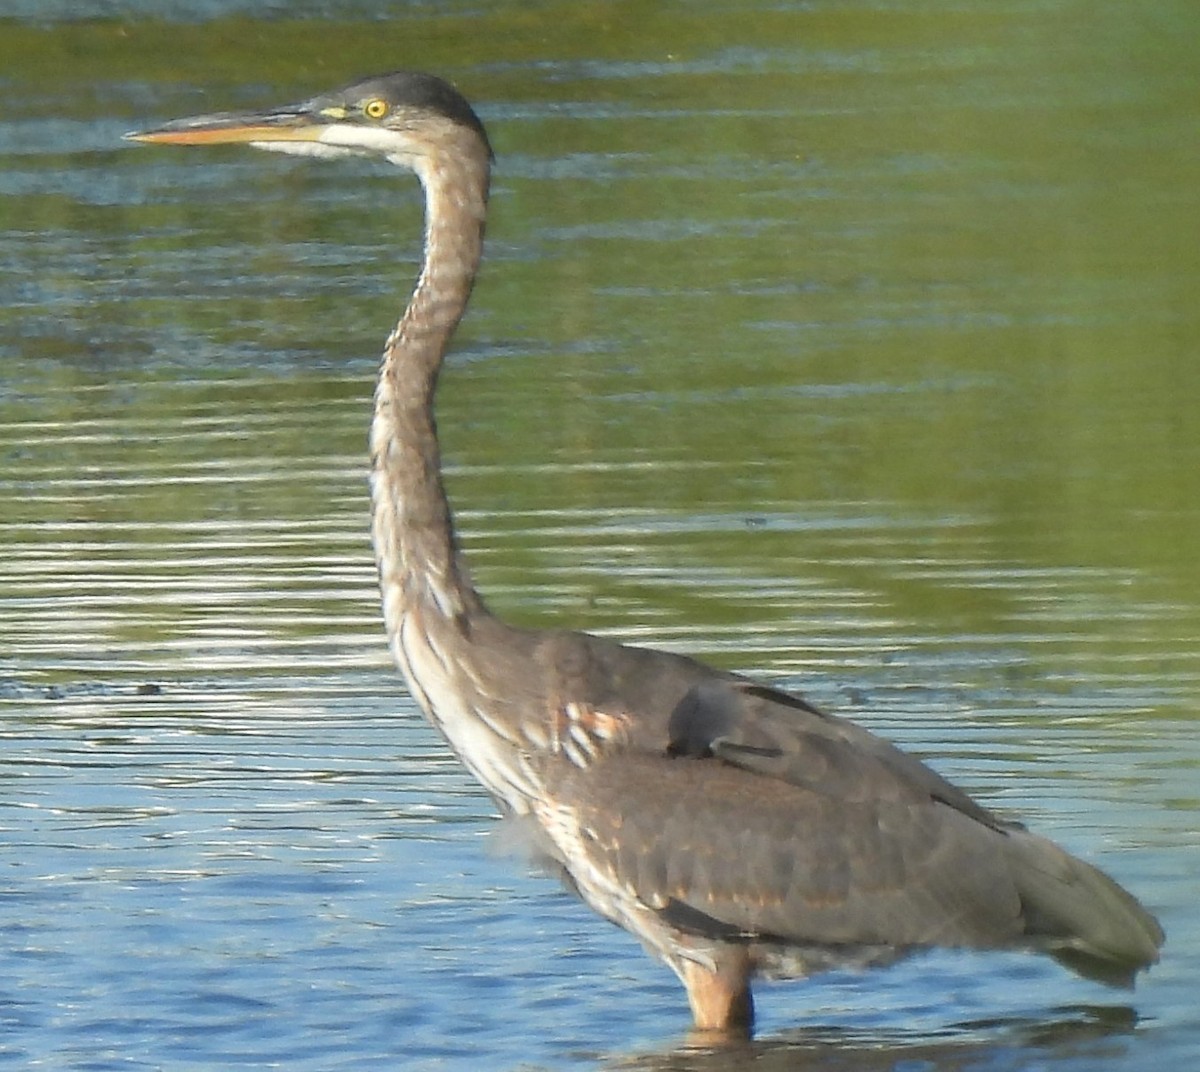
top-left (3, 669), bottom-right (1191, 1070)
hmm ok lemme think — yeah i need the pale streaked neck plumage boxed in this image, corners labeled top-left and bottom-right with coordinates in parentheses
top-left (369, 132), bottom-right (492, 635)
top-left (367, 123), bottom-right (543, 816)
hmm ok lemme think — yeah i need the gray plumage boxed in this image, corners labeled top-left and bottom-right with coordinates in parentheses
top-left (128, 70), bottom-right (1164, 1034)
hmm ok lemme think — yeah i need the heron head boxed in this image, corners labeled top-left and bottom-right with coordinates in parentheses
top-left (126, 70), bottom-right (492, 175)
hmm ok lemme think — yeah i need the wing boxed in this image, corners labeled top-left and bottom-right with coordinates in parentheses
top-left (666, 679), bottom-right (1009, 830)
top-left (543, 748), bottom-right (1024, 953)
top-left (533, 663), bottom-right (1161, 981)
top-left (537, 678), bottom-right (1027, 954)
top-left (534, 627), bottom-right (1008, 831)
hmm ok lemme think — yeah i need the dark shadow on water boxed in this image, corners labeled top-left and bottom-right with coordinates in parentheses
top-left (604, 1005), bottom-right (1140, 1072)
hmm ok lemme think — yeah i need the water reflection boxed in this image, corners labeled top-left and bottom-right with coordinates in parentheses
top-left (612, 1005), bottom-right (1141, 1072)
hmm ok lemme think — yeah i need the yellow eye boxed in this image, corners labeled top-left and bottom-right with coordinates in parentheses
top-left (363, 98), bottom-right (390, 120)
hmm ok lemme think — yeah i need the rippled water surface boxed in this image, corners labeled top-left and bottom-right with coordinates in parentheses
top-left (2, 2), bottom-right (1198, 1069)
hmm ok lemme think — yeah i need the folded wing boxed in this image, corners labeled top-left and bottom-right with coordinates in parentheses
top-left (542, 677), bottom-right (1162, 983)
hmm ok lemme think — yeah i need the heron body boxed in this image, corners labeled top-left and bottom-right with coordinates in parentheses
top-left (129, 72), bottom-right (1164, 1035)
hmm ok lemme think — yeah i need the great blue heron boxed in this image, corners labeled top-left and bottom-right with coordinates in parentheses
top-left (128, 71), bottom-right (1163, 1036)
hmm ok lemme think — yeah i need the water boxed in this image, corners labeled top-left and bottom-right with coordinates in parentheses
top-left (2, 2), bottom-right (1198, 1069)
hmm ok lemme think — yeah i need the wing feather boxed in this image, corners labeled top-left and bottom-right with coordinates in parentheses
top-left (533, 670), bottom-right (1161, 982)
top-left (667, 680), bottom-right (1007, 827)
top-left (544, 746), bottom-right (1024, 953)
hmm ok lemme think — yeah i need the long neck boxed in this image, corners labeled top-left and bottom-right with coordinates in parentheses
top-left (370, 142), bottom-right (491, 643)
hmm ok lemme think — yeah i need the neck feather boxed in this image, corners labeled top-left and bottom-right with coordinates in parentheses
top-left (370, 138), bottom-right (491, 637)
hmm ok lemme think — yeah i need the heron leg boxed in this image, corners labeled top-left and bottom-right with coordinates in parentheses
top-left (679, 955), bottom-right (754, 1036)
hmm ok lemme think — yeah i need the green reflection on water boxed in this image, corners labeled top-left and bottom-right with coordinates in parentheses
top-left (1, 1), bottom-right (1197, 701)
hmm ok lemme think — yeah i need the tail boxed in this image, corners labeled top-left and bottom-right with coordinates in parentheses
top-left (1004, 828), bottom-right (1164, 987)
